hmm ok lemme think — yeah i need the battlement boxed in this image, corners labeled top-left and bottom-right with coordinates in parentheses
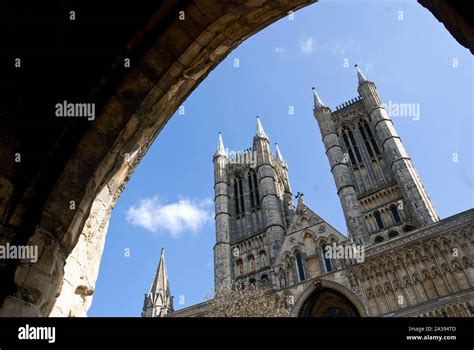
top-left (335, 95), bottom-right (362, 111)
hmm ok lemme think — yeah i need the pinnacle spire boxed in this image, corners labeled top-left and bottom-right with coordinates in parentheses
top-left (312, 87), bottom-right (324, 109)
top-left (142, 247), bottom-right (173, 317)
top-left (275, 143), bottom-right (286, 167)
top-left (256, 116), bottom-right (268, 139)
top-left (215, 131), bottom-right (226, 156)
top-left (150, 248), bottom-right (170, 296)
top-left (275, 143), bottom-right (284, 162)
top-left (355, 64), bottom-right (368, 84)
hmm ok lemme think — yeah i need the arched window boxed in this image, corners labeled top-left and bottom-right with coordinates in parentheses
top-left (341, 126), bottom-right (362, 165)
top-left (295, 253), bottom-right (306, 282)
top-left (390, 205), bottom-right (402, 223)
top-left (374, 210), bottom-right (384, 229)
top-left (234, 175), bottom-right (245, 216)
top-left (279, 273), bottom-right (287, 288)
top-left (359, 120), bottom-right (380, 155)
top-left (249, 278), bottom-right (256, 285)
top-left (248, 169), bottom-right (260, 209)
top-left (374, 235), bottom-right (384, 243)
top-left (359, 120), bottom-right (380, 157)
top-left (259, 250), bottom-right (267, 268)
top-left (260, 274), bottom-right (268, 283)
top-left (388, 231), bottom-right (399, 238)
top-left (236, 259), bottom-right (244, 275)
top-left (321, 244), bottom-right (332, 273)
top-left (247, 255), bottom-right (255, 271)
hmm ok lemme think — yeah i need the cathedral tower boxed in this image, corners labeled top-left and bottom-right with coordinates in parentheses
top-left (312, 87), bottom-right (370, 245)
top-left (213, 118), bottom-right (294, 290)
top-left (213, 132), bottom-right (232, 290)
top-left (312, 66), bottom-right (439, 245)
top-left (142, 248), bottom-right (173, 317)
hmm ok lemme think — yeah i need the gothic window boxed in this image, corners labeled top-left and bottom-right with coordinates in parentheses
top-left (279, 273), bottom-right (287, 288)
top-left (321, 244), bottom-right (333, 273)
top-left (374, 210), bottom-right (384, 229)
top-left (390, 205), bottom-right (402, 223)
top-left (259, 250), bottom-right (267, 268)
top-left (365, 140), bottom-right (374, 157)
top-left (248, 169), bottom-right (260, 209)
top-left (388, 231), bottom-right (399, 238)
top-left (295, 253), bottom-right (306, 282)
top-left (374, 235), bottom-right (384, 243)
top-left (341, 126), bottom-right (362, 165)
top-left (260, 274), bottom-right (269, 283)
top-left (322, 307), bottom-right (347, 317)
top-left (247, 254), bottom-right (255, 271)
top-left (353, 145), bottom-right (362, 163)
top-left (236, 259), bottom-right (244, 275)
top-left (234, 175), bottom-right (245, 216)
top-left (359, 120), bottom-right (380, 156)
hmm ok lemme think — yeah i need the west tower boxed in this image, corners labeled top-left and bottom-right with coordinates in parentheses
top-left (312, 66), bottom-right (439, 245)
top-left (213, 118), bottom-right (294, 291)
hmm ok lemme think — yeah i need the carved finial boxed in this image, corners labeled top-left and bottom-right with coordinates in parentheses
top-left (355, 64), bottom-right (368, 84)
top-left (296, 192), bottom-right (304, 204)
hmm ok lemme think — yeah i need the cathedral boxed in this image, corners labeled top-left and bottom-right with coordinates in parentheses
top-left (142, 66), bottom-right (473, 318)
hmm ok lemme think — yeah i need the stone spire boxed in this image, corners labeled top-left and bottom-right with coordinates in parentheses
top-left (256, 116), bottom-right (268, 139)
top-left (355, 64), bottom-right (368, 84)
top-left (312, 87), bottom-right (324, 109)
top-left (215, 131), bottom-right (226, 157)
top-left (275, 143), bottom-right (286, 167)
top-left (142, 248), bottom-right (173, 317)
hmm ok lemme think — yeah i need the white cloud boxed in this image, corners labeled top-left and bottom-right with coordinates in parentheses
top-left (273, 46), bottom-right (285, 55)
top-left (126, 196), bottom-right (212, 237)
top-left (300, 34), bottom-right (315, 54)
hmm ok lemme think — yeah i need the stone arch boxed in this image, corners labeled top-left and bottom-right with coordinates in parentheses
top-left (0, 0), bottom-right (316, 317)
top-left (1, 0), bottom-right (470, 318)
top-left (291, 279), bottom-right (368, 317)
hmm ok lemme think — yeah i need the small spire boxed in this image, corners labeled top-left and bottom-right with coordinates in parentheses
top-left (275, 143), bottom-right (284, 162)
top-left (275, 143), bottom-right (286, 167)
top-left (215, 131), bottom-right (226, 156)
top-left (143, 247), bottom-right (173, 317)
top-left (256, 116), bottom-right (268, 139)
top-left (312, 87), bottom-right (324, 109)
top-left (295, 192), bottom-right (306, 213)
top-left (355, 64), bottom-right (368, 84)
top-left (150, 248), bottom-right (169, 295)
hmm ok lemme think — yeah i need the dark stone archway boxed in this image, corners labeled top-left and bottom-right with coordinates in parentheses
top-left (0, 0), bottom-right (318, 317)
top-left (0, 0), bottom-right (471, 317)
top-left (298, 288), bottom-right (360, 317)
top-left (292, 279), bottom-right (367, 317)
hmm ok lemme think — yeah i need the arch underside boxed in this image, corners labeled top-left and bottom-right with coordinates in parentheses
top-left (0, 0), bottom-right (472, 317)
top-left (298, 288), bottom-right (360, 317)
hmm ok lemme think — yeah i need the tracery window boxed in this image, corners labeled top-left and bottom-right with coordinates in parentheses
top-left (248, 169), bottom-right (260, 209)
top-left (341, 126), bottom-right (362, 165)
top-left (296, 252), bottom-right (306, 282)
top-left (358, 120), bottom-right (380, 156)
top-left (234, 175), bottom-right (245, 216)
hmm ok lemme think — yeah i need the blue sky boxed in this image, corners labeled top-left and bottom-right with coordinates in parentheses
top-left (88, 0), bottom-right (473, 316)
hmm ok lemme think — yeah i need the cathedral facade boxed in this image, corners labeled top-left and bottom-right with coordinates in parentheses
top-left (143, 67), bottom-right (473, 317)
